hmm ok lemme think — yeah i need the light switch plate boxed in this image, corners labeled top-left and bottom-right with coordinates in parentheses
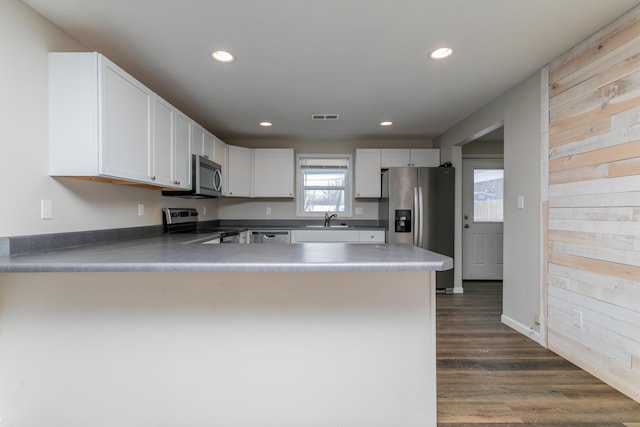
top-left (41, 200), bottom-right (53, 219)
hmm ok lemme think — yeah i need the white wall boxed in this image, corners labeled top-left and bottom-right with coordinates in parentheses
top-left (0, 0), bottom-right (218, 237)
top-left (435, 71), bottom-right (543, 343)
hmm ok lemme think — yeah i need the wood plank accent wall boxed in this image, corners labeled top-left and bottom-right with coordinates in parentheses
top-left (547, 7), bottom-right (640, 403)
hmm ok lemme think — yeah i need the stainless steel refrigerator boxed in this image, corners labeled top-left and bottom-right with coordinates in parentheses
top-left (379, 167), bottom-right (455, 291)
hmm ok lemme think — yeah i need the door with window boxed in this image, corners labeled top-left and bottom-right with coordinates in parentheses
top-left (462, 159), bottom-right (504, 280)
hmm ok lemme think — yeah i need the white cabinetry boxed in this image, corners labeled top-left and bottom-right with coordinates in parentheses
top-left (50, 52), bottom-right (152, 183)
top-left (151, 95), bottom-right (191, 189)
top-left (190, 122), bottom-right (205, 157)
top-left (380, 148), bottom-right (440, 168)
top-left (226, 145), bottom-right (252, 197)
top-left (203, 131), bottom-right (215, 160)
top-left (49, 52), bottom-right (190, 189)
top-left (174, 111), bottom-right (191, 188)
top-left (253, 148), bottom-right (294, 197)
top-left (290, 229), bottom-right (385, 243)
top-left (151, 95), bottom-right (176, 187)
top-left (354, 149), bottom-right (381, 198)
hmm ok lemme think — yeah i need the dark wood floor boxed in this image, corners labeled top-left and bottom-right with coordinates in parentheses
top-left (436, 281), bottom-right (640, 427)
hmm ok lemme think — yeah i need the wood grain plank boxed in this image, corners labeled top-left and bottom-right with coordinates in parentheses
top-left (549, 140), bottom-right (640, 172)
top-left (548, 263), bottom-right (640, 312)
top-left (549, 163), bottom-right (608, 184)
top-left (548, 251), bottom-right (640, 282)
top-left (549, 191), bottom-right (640, 208)
top-left (609, 157), bottom-right (640, 176)
top-left (548, 206), bottom-right (636, 221)
top-left (551, 33), bottom-right (640, 104)
top-left (549, 229), bottom-right (635, 250)
top-left (550, 10), bottom-right (640, 84)
top-left (549, 117), bottom-right (612, 148)
top-left (549, 175), bottom-right (640, 198)
top-left (549, 122), bottom-right (640, 160)
top-left (550, 71), bottom-right (640, 135)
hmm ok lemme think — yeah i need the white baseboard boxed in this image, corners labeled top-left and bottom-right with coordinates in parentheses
top-left (501, 314), bottom-right (543, 346)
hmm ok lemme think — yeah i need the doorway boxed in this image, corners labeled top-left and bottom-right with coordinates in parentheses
top-left (460, 126), bottom-right (504, 281)
top-left (462, 158), bottom-right (504, 280)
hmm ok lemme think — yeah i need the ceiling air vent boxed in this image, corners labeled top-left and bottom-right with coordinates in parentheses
top-left (311, 113), bottom-right (340, 120)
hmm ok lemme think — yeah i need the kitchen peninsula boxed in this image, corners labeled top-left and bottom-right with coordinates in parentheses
top-left (0, 239), bottom-right (451, 427)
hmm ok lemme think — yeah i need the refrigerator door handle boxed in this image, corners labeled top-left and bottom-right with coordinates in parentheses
top-left (418, 186), bottom-right (425, 247)
top-left (413, 187), bottom-right (420, 246)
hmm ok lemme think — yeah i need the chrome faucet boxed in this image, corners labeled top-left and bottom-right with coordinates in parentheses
top-left (324, 212), bottom-right (338, 227)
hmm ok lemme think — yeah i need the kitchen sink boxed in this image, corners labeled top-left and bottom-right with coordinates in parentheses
top-left (304, 224), bottom-right (351, 228)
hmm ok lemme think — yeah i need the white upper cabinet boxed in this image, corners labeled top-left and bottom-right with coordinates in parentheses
top-left (380, 148), bottom-right (440, 167)
top-left (174, 110), bottom-right (191, 188)
top-left (152, 95), bottom-right (192, 189)
top-left (49, 52), bottom-right (191, 189)
top-left (226, 145), bottom-right (252, 197)
top-left (190, 122), bottom-right (205, 157)
top-left (214, 138), bottom-right (227, 167)
top-left (203, 131), bottom-right (215, 160)
top-left (354, 149), bottom-right (381, 198)
top-left (409, 148), bottom-right (440, 167)
top-left (49, 52), bottom-right (152, 183)
top-left (253, 148), bottom-right (294, 197)
top-left (151, 95), bottom-right (176, 187)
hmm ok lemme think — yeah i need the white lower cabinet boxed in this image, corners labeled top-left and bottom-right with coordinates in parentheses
top-left (290, 229), bottom-right (385, 244)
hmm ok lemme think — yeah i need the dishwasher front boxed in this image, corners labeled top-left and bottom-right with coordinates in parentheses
top-left (250, 230), bottom-right (291, 244)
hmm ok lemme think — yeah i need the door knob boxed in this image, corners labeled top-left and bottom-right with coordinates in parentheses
top-left (464, 224), bottom-right (469, 228)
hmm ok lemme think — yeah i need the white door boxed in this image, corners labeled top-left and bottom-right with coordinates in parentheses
top-left (462, 158), bottom-right (504, 280)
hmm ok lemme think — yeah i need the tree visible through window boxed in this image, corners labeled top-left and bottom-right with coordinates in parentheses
top-left (298, 155), bottom-right (351, 215)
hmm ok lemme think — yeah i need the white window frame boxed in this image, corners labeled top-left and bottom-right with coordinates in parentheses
top-left (296, 153), bottom-right (353, 217)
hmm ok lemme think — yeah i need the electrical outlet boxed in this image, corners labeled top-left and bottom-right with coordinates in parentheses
top-left (41, 200), bottom-right (53, 220)
top-left (266, 207), bottom-right (272, 215)
top-left (137, 204), bottom-right (144, 216)
top-left (355, 207), bottom-right (363, 215)
top-left (572, 309), bottom-right (583, 328)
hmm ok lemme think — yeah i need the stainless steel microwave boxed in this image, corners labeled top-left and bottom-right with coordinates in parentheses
top-left (162, 155), bottom-right (222, 198)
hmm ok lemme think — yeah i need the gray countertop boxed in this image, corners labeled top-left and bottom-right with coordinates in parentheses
top-left (0, 234), bottom-right (453, 273)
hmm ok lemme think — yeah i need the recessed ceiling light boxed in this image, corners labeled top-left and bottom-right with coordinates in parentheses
top-left (429, 47), bottom-right (453, 60)
top-left (211, 50), bottom-right (235, 63)
top-left (259, 121), bottom-right (273, 127)
top-left (380, 121), bottom-right (393, 126)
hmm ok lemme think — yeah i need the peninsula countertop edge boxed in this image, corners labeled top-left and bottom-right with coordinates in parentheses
top-left (0, 236), bottom-right (453, 273)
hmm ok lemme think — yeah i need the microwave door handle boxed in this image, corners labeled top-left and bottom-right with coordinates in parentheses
top-left (418, 186), bottom-right (425, 248)
top-left (413, 187), bottom-right (419, 246)
top-left (213, 169), bottom-right (222, 192)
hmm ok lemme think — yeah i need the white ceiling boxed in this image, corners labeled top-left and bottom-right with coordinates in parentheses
top-left (21, 0), bottom-right (640, 142)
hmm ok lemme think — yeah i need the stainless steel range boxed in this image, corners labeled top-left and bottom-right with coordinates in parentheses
top-left (162, 208), bottom-right (240, 243)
